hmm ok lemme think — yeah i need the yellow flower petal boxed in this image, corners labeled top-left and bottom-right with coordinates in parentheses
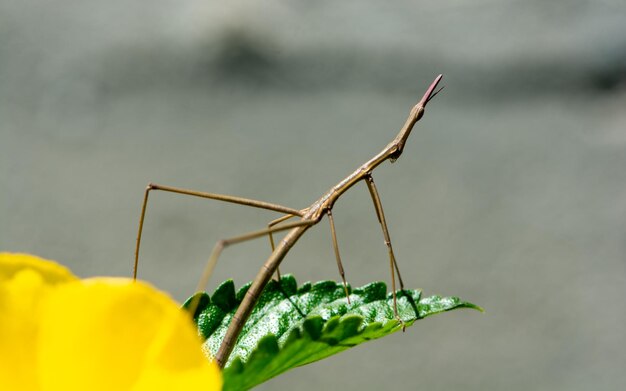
top-left (0, 253), bottom-right (77, 390)
top-left (38, 278), bottom-right (222, 391)
top-left (1, 254), bottom-right (221, 390)
top-left (0, 252), bottom-right (77, 284)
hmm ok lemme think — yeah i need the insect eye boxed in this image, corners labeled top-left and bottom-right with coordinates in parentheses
top-left (389, 149), bottom-right (401, 163)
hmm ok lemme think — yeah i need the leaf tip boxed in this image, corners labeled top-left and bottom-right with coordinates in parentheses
top-left (464, 302), bottom-right (485, 313)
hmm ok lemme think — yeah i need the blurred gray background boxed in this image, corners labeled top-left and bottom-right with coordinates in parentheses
top-left (1, 1), bottom-right (625, 389)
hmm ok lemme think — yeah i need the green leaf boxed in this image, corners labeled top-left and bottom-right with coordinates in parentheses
top-left (183, 275), bottom-right (482, 391)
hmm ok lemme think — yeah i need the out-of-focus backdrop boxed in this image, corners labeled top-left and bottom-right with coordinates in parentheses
top-left (2, 1), bottom-right (625, 389)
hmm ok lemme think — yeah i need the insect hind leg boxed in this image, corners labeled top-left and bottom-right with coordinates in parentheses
top-left (133, 182), bottom-right (303, 280)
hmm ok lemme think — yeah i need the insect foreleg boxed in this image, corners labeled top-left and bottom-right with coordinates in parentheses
top-left (364, 174), bottom-right (406, 328)
top-left (326, 208), bottom-right (351, 303)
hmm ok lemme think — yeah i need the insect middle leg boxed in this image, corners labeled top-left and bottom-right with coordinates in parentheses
top-left (267, 213), bottom-right (299, 281)
top-left (268, 209), bottom-right (352, 302)
top-left (187, 219), bottom-right (316, 315)
top-left (133, 182), bottom-right (303, 279)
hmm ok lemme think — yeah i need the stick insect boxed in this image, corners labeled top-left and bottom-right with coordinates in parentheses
top-left (133, 74), bottom-right (444, 368)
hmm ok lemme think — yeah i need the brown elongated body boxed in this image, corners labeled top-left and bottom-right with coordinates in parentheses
top-left (214, 75), bottom-right (443, 366)
top-left (133, 74), bottom-right (444, 368)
